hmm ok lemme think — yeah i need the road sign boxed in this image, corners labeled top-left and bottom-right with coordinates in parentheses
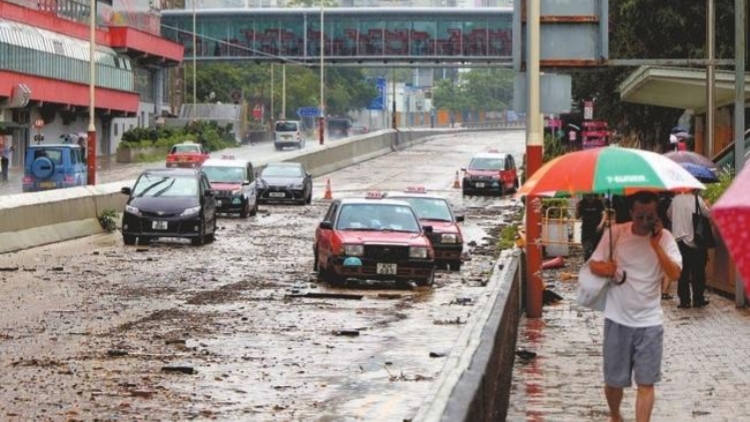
top-left (296, 107), bottom-right (321, 118)
top-left (33, 134), bottom-right (44, 143)
top-left (367, 77), bottom-right (386, 111)
top-left (33, 119), bottom-right (44, 129)
top-left (583, 101), bottom-right (594, 120)
top-left (513, 73), bottom-right (572, 114)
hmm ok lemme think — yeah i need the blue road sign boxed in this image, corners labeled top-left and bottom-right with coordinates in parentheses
top-left (367, 77), bottom-right (386, 111)
top-left (296, 107), bottom-right (321, 117)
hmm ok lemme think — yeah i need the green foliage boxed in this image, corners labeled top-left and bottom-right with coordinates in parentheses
top-left (119, 121), bottom-right (237, 153)
top-left (572, 0), bottom-right (737, 150)
top-left (432, 69), bottom-right (514, 113)
top-left (544, 133), bottom-right (566, 163)
top-left (542, 198), bottom-right (570, 219)
top-left (98, 209), bottom-right (118, 233)
top-left (703, 166), bottom-right (735, 205)
top-left (497, 223), bottom-right (520, 252)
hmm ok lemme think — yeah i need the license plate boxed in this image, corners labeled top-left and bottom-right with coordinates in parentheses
top-left (475, 182), bottom-right (485, 188)
top-left (39, 181), bottom-right (56, 188)
top-left (269, 192), bottom-right (286, 198)
top-left (376, 263), bottom-right (398, 275)
top-left (283, 135), bottom-right (292, 139)
top-left (152, 221), bottom-right (168, 230)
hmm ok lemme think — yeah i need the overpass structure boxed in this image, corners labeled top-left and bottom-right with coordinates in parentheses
top-left (160, 7), bottom-right (512, 65)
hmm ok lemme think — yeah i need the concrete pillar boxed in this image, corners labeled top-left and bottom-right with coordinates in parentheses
top-left (154, 68), bottom-right (166, 117)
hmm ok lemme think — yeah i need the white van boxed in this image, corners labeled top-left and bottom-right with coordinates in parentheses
top-left (274, 120), bottom-right (306, 150)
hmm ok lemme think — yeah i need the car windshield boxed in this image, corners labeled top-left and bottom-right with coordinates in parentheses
top-left (171, 144), bottom-right (201, 154)
top-left (469, 157), bottom-right (504, 170)
top-left (262, 165), bottom-right (302, 177)
top-left (33, 148), bottom-right (63, 164)
top-left (132, 174), bottom-right (198, 197)
top-left (336, 203), bottom-right (420, 233)
top-left (275, 122), bottom-right (299, 132)
top-left (390, 197), bottom-right (453, 222)
top-left (203, 166), bottom-right (245, 183)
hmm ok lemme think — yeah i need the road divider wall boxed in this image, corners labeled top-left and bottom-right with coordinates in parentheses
top-left (413, 249), bottom-right (522, 422)
top-left (0, 128), bottom-right (460, 253)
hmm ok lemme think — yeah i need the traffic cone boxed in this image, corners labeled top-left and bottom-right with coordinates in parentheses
top-left (323, 178), bottom-right (333, 200)
top-left (453, 171), bottom-right (461, 189)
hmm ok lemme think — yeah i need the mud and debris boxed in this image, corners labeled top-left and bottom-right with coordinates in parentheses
top-left (0, 131), bottom-right (526, 421)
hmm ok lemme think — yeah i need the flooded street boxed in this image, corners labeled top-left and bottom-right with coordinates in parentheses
top-left (0, 131), bottom-right (525, 421)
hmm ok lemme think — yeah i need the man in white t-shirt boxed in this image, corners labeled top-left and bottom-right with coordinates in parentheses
top-left (589, 191), bottom-right (682, 422)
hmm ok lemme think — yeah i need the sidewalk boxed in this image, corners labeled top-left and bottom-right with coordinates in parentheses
top-left (506, 252), bottom-right (750, 422)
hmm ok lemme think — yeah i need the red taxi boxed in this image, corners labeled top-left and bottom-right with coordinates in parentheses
top-left (313, 192), bottom-right (436, 286)
top-left (461, 150), bottom-right (519, 196)
top-left (384, 187), bottom-right (464, 271)
top-left (166, 141), bottom-right (210, 168)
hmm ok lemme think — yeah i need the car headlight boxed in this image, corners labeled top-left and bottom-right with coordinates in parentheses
top-left (344, 244), bottom-right (364, 256)
top-left (180, 206), bottom-right (201, 216)
top-left (441, 233), bottom-right (459, 244)
top-left (409, 246), bottom-right (428, 259)
top-left (125, 204), bottom-right (141, 215)
top-left (289, 183), bottom-right (304, 189)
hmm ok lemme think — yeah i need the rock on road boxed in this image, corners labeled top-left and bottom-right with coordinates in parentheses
top-left (0, 131), bottom-right (525, 421)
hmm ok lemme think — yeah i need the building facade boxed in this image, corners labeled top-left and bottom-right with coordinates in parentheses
top-left (0, 0), bottom-right (183, 168)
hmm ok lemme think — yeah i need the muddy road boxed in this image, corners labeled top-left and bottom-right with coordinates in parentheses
top-left (0, 131), bottom-right (525, 421)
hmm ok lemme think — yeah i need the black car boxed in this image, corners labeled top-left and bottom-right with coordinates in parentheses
top-left (120, 168), bottom-right (218, 246)
top-left (257, 162), bottom-right (313, 205)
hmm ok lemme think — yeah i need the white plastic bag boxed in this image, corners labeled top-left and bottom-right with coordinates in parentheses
top-left (576, 263), bottom-right (611, 311)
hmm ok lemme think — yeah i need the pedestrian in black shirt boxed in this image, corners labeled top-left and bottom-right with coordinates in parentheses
top-left (576, 194), bottom-right (606, 261)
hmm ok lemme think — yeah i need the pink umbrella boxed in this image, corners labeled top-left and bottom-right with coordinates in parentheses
top-left (711, 164), bottom-right (750, 294)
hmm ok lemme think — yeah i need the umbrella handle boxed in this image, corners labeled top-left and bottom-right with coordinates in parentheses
top-left (612, 271), bottom-right (627, 285)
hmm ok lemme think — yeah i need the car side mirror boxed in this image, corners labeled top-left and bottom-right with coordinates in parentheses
top-left (242, 180), bottom-right (251, 186)
top-left (422, 225), bottom-right (433, 233)
top-left (120, 187), bottom-right (132, 195)
top-left (204, 189), bottom-right (215, 197)
top-left (319, 221), bottom-right (333, 230)
top-left (455, 215), bottom-right (465, 222)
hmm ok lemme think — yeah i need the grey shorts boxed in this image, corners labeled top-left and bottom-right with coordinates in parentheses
top-left (603, 318), bottom-right (663, 388)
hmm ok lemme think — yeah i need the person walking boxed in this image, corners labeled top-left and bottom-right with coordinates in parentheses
top-left (668, 191), bottom-right (711, 308)
top-left (588, 191), bottom-right (682, 422)
top-left (0, 135), bottom-right (14, 182)
top-left (576, 194), bottom-right (605, 261)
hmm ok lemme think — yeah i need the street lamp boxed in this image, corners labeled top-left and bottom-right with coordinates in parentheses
top-left (87, 0), bottom-right (97, 185)
top-left (318, 0), bottom-right (325, 145)
top-left (192, 0), bottom-right (197, 121)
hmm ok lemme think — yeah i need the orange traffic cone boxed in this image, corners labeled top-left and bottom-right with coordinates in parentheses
top-left (453, 171), bottom-right (461, 189)
top-left (323, 178), bottom-right (333, 200)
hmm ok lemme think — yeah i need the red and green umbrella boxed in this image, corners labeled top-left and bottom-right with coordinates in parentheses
top-left (711, 164), bottom-right (750, 295)
top-left (518, 146), bottom-right (705, 197)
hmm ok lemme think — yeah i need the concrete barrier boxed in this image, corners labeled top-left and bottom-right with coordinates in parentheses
top-left (413, 249), bottom-right (522, 422)
top-left (0, 128), bottom-right (458, 254)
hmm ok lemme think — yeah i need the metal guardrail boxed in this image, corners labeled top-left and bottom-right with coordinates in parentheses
top-left (461, 121), bottom-right (527, 130)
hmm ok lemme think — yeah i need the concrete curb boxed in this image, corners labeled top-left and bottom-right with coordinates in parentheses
top-left (413, 249), bottom-right (522, 422)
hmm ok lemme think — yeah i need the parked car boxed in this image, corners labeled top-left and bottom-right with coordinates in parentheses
top-left (313, 193), bottom-right (436, 286)
top-left (120, 168), bottom-right (218, 246)
top-left (384, 187), bottom-right (464, 271)
top-left (274, 120), bottom-right (306, 150)
top-left (352, 124), bottom-right (369, 135)
top-left (461, 150), bottom-right (519, 196)
top-left (327, 117), bottom-right (353, 139)
top-left (166, 141), bottom-right (210, 168)
top-left (201, 156), bottom-right (259, 218)
top-left (22, 144), bottom-right (87, 192)
top-left (256, 162), bottom-right (313, 205)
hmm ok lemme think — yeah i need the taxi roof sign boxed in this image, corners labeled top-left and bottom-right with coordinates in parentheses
top-left (365, 191), bottom-right (384, 199)
top-left (405, 186), bottom-right (427, 193)
top-left (487, 148), bottom-right (500, 153)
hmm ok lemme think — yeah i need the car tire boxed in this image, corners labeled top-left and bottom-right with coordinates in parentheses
top-left (462, 189), bottom-right (469, 197)
top-left (240, 200), bottom-right (250, 219)
top-left (137, 236), bottom-right (151, 246)
top-left (250, 198), bottom-right (258, 216)
top-left (416, 268), bottom-right (436, 287)
top-left (447, 261), bottom-right (462, 272)
top-left (191, 222), bottom-right (205, 246)
top-left (123, 234), bottom-right (136, 246)
top-left (305, 190), bottom-right (312, 205)
top-left (513, 178), bottom-right (520, 192)
top-left (275, 145), bottom-right (282, 151)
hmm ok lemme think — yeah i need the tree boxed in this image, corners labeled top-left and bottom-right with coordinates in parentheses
top-left (573, 0), bottom-right (736, 150)
top-left (432, 69), bottom-right (514, 114)
top-left (432, 78), bottom-right (467, 115)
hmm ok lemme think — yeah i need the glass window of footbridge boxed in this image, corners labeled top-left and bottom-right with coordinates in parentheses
top-left (161, 9), bottom-right (513, 60)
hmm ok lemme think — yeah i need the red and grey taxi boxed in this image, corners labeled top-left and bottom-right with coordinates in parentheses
top-left (384, 187), bottom-right (464, 271)
top-left (201, 155), bottom-right (259, 218)
top-left (313, 192), bottom-right (436, 286)
top-left (166, 141), bottom-right (210, 168)
top-left (461, 150), bottom-right (519, 196)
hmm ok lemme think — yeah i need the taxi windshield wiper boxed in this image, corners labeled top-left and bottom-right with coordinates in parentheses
top-left (340, 227), bottom-right (379, 231)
